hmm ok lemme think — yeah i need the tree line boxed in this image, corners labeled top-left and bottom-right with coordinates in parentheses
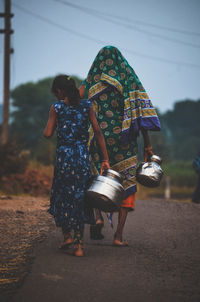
top-left (6, 76), bottom-right (200, 165)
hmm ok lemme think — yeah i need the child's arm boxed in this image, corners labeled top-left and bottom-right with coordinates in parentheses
top-left (43, 105), bottom-right (57, 138)
top-left (79, 85), bottom-right (85, 99)
top-left (89, 107), bottom-right (110, 174)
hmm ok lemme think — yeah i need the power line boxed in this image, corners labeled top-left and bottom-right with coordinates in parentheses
top-left (56, 0), bottom-right (200, 49)
top-left (56, 0), bottom-right (200, 37)
top-left (121, 47), bottom-right (200, 69)
top-left (12, 3), bottom-right (105, 44)
top-left (100, 11), bottom-right (200, 38)
top-left (12, 3), bottom-right (200, 69)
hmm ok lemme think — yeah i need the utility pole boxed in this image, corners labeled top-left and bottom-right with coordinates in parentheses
top-left (0, 0), bottom-right (14, 145)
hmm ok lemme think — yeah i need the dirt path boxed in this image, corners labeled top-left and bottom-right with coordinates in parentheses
top-left (1, 197), bottom-right (199, 302)
top-left (0, 196), bottom-right (55, 301)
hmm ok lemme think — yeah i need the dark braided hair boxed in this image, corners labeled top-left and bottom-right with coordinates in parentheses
top-left (51, 75), bottom-right (80, 106)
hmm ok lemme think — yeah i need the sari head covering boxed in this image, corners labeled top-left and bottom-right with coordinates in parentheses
top-left (84, 45), bottom-right (161, 144)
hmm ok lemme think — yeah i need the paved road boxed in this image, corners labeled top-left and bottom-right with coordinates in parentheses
top-left (11, 199), bottom-right (200, 302)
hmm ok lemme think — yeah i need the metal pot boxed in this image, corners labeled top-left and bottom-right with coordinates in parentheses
top-left (136, 155), bottom-right (163, 187)
top-left (86, 169), bottom-right (125, 212)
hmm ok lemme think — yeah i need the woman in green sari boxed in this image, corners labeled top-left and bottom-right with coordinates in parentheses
top-left (80, 46), bottom-right (160, 246)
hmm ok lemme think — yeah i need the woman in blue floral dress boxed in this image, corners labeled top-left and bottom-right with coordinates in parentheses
top-left (44, 75), bottom-right (109, 256)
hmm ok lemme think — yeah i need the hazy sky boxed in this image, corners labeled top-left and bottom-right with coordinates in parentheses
top-left (0, 0), bottom-right (200, 112)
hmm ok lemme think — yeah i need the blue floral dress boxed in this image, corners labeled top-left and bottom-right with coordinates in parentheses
top-left (48, 99), bottom-right (94, 236)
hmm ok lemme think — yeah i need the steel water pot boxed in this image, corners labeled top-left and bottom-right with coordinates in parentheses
top-left (86, 169), bottom-right (125, 212)
top-left (136, 155), bottom-right (163, 187)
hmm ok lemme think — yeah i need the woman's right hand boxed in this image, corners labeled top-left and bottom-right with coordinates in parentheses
top-left (100, 160), bottom-right (110, 175)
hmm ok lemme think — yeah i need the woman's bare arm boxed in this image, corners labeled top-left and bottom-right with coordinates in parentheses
top-left (141, 128), bottom-right (154, 162)
top-left (89, 107), bottom-right (110, 172)
top-left (43, 105), bottom-right (57, 138)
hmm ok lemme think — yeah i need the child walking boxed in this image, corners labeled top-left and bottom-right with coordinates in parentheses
top-left (44, 75), bottom-right (110, 256)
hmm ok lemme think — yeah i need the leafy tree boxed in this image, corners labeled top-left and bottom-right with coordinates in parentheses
top-left (11, 78), bottom-right (55, 148)
top-left (0, 104), bottom-right (2, 124)
top-left (163, 99), bottom-right (200, 160)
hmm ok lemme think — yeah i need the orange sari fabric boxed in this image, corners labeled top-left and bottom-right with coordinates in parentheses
top-left (121, 193), bottom-right (135, 210)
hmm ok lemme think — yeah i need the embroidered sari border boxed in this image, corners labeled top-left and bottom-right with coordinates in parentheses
top-left (112, 155), bottom-right (137, 171)
top-left (101, 73), bottom-right (123, 94)
top-left (88, 82), bottom-right (108, 100)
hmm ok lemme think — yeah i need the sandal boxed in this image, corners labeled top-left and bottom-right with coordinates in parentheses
top-left (90, 223), bottom-right (104, 240)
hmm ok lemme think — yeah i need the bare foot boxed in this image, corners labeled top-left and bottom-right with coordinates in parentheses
top-left (113, 239), bottom-right (128, 247)
top-left (59, 237), bottom-right (73, 249)
top-left (74, 244), bottom-right (84, 257)
top-left (96, 219), bottom-right (104, 225)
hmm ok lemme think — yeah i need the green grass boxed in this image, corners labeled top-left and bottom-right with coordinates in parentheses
top-left (162, 161), bottom-right (197, 187)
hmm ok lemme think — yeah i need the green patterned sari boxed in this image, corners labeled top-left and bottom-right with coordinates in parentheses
top-left (83, 46), bottom-right (160, 197)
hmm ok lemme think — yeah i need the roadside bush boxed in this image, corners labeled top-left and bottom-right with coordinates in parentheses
top-left (0, 141), bottom-right (29, 179)
top-left (162, 161), bottom-right (197, 187)
top-left (33, 137), bottom-right (56, 165)
top-left (1, 168), bottom-right (52, 196)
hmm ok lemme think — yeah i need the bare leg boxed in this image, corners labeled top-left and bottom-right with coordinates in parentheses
top-left (114, 207), bottom-right (128, 244)
top-left (94, 208), bottom-right (104, 224)
top-left (74, 230), bottom-right (84, 257)
top-left (90, 209), bottom-right (104, 240)
top-left (59, 226), bottom-right (73, 249)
